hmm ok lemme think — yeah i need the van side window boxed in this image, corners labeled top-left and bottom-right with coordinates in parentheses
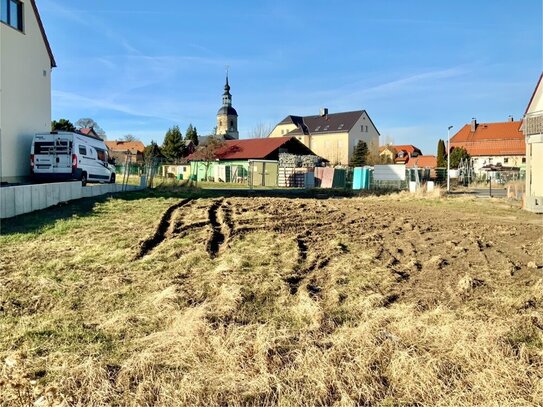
top-left (79, 146), bottom-right (87, 156)
top-left (96, 148), bottom-right (106, 162)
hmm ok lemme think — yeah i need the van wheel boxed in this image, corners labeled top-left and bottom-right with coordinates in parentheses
top-left (109, 173), bottom-right (116, 184)
top-left (81, 172), bottom-right (87, 186)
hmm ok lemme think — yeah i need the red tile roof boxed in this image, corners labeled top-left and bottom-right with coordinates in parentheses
top-left (78, 128), bottom-right (97, 136)
top-left (406, 155), bottom-right (437, 168)
top-left (187, 137), bottom-right (315, 161)
top-left (105, 140), bottom-right (145, 153)
top-left (390, 145), bottom-right (422, 155)
top-left (450, 121), bottom-right (525, 156)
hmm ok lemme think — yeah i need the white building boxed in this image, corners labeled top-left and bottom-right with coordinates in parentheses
top-left (0, 0), bottom-right (56, 183)
top-left (450, 118), bottom-right (525, 174)
top-left (523, 72), bottom-right (543, 213)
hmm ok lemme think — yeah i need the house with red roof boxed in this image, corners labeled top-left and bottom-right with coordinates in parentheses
top-left (450, 118), bottom-right (525, 174)
top-left (405, 155), bottom-right (437, 169)
top-left (187, 137), bottom-right (320, 182)
top-left (105, 140), bottom-right (146, 164)
top-left (379, 144), bottom-right (422, 164)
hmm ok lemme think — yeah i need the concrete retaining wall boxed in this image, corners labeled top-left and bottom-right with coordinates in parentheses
top-left (0, 177), bottom-right (147, 219)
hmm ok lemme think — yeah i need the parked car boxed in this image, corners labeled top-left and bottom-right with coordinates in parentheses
top-left (31, 131), bottom-right (115, 186)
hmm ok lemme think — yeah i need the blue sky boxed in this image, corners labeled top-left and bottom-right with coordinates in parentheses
top-left (39, 0), bottom-right (542, 155)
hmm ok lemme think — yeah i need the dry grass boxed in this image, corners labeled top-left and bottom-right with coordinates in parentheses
top-left (0, 191), bottom-right (542, 406)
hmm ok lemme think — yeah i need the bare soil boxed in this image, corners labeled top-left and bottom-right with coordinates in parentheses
top-left (1, 193), bottom-right (542, 406)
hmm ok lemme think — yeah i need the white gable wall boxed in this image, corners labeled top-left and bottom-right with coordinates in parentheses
top-left (348, 111), bottom-right (380, 163)
top-left (0, 0), bottom-right (52, 182)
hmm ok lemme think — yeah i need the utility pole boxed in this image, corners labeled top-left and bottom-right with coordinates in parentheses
top-left (447, 125), bottom-right (453, 193)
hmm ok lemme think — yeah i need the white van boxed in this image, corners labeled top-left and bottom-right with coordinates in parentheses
top-left (31, 131), bottom-right (115, 186)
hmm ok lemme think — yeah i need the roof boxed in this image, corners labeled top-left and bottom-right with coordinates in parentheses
top-left (406, 155), bottom-right (437, 168)
top-left (278, 110), bottom-right (380, 136)
top-left (105, 140), bottom-right (145, 153)
top-left (450, 121), bottom-right (525, 156)
top-left (30, 0), bottom-right (56, 68)
top-left (217, 106), bottom-right (238, 116)
top-left (187, 137), bottom-right (317, 161)
top-left (525, 72), bottom-right (543, 114)
top-left (390, 145), bottom-right (422, 155)
top-left (78, 128), bottom-right (98, 136)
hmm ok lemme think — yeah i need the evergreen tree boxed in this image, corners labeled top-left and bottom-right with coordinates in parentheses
top-left (143, 141), bottom-right (163, 160)
top-left (161, 125), bottom-right (185, 161)
top-left (351, 140), bottom-right (369, 167)
top-left (186, 124), bottom-right (199, 146)
top-left (51, 119), bottom-right (76, 132)
top-left (436, 139), bottom-right (447, 167)
top-left (449, 147), bottom-right (470, 169)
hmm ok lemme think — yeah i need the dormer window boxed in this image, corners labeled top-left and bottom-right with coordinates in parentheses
top-left (1, 0), bottom-right (23, 32)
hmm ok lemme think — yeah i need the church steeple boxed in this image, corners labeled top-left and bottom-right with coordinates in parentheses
top-left (216, 69), bottom-right (239, 140)
top-left (222, 72), bottom-right (232, 107)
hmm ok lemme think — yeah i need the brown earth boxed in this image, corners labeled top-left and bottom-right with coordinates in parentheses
top-left (1, 193), bottom-right (542, 406)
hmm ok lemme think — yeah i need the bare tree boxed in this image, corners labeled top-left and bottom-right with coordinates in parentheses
top-left (383, 134), bottom-right (395, 146)
top-left (75, 118), bottom-right (106, 138)
top-left (248, 122), bottom-right (274, 138)
top-left (121, 134), bottom-right (139, 142)
top-left (190, 137), bottom-right (227, 182)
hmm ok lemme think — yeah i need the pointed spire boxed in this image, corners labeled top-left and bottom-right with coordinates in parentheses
top-left (224, 65), bottom-right (230, 92)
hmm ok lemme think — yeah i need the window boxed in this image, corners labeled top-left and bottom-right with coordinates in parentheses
top-left (522, 157), bottom-right (526, 164)
top-left (315, 126), bottom-right (321, 131)
top-left (504, 157), bottom-right (509, 164)
top-left (1, 0), bottom-right (23, 31)
top-left (96, 148), bottom-right (106, 162)
top-left (323, 125), bottom-right (329, 131)
top-left (79, 146), bottom-right (87, 156)
top-left (34, 142), bottom-right (54, 154)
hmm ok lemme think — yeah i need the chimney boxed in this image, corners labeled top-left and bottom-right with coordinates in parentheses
top-left (470, 118), bottom-right (477, 132)
top-left (508, 115), bottom-right (514, 122)
top-left (320, 107), bottom-right (328, 117)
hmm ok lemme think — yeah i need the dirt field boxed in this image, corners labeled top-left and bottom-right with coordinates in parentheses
top-left (1, 191), bottom-right (542, 406)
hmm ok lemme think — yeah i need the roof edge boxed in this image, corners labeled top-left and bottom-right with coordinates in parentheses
top-left (525, 72), bottom-right (543, 114)
top-left (30, 0), bottom-right (56, 68)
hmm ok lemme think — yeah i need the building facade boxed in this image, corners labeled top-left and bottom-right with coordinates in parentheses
top-left (216, 74), bottom-right (239, 140)
top-left (379, 145), bottom-right (423, 164)
top-left (269, 109), bottom-right (380, 166)
top-left (523, 73), bottom-right (543, 213)
top-left (0, 0), bottom-right (56, 182)
top-left (450, 119), bottom-right (525, 174)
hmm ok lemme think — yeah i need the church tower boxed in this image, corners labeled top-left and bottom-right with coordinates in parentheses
top-left (216, 72), bottom-right (239, 140)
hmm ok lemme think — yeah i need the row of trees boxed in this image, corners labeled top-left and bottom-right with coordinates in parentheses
top-left (145, 124), bottom-right (200, 162)
top-left (436, 139), bottom-right (469, 169)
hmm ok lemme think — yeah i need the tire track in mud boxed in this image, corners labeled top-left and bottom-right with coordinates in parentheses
top-left (284, 233), bottom-right (335, 296)
top-left (206, 199), bottom-right (225, 258)
top-left (136, 198), bottom-right (193, 259)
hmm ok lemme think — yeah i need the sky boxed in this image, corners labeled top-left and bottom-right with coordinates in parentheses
top-left (39, 0), bottom-right (543, 155)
